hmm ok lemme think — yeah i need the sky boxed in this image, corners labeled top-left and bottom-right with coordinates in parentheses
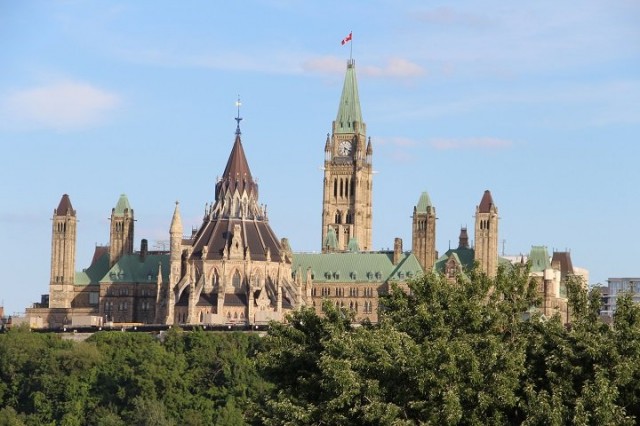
top-left (0, 0), bottom-right (639, 315)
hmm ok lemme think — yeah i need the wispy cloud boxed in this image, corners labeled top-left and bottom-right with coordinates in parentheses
top-left (303, 56), bottom-right (426, 79)
top-left (429, 137), bottom-right (513, 150)
top-left (1, 80), bottom-right (120, 132)
top-left (375, 136), bottom-right (419, 147)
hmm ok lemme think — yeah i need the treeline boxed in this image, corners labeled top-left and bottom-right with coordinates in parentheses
top-left (0, 327), bottom-right (265, 425)
top-left (3, 266), bottom-right (640, 425)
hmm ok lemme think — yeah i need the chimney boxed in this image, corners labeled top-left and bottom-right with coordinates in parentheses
top-left (140, 238), bottom-right (148, 261)
top-left (393, 238), bottom-right (403, 265)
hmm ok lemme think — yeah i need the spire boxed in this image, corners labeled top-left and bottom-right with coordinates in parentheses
top-left (216, 106), bottom-right (257, 201)
top-left (55, 194), bottom-right (75, 216)
top-left (235, 96), bottom-right (242, 136)
top-left (478, 190), bottom-right (495, 213)
top-left (113, 194), bottom-right (132, 216)
top-left (415, 191), bottom-right (433, 213)
top-left (170, 201), bottom-right (183, 234)
top-left (335, 59), bottom-right (364, 135)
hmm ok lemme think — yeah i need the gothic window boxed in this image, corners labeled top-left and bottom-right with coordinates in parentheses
top-left (232, 270), bottom-right (242, 291)
top-left (346, 211), bottom-right (353, 224)
top-left (340, 179), bottom-right (344, 197)
top-left (334, 179), bottom-right (338, 197)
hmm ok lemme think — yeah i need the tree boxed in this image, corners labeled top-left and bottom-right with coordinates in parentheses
top-left (254, 265), bottom-right (640, 425)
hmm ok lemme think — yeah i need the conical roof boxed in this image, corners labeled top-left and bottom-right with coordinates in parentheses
top-left (170, 202), bottom-right (182, 234)
top-left (55, 194), bottom-right (75, 216)
top-left (415, 191), bottom-right (433, 213)
top-left (335, 60), bottom-right (364, 135)
top-left (478, 190), bottom-right (495, 213)
top-left (215, 134), bottom-right (258, 199)
top-left (113, 194), bottom-right (132, 216)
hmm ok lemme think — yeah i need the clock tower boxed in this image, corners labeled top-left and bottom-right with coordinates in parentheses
top-left (321, 59), bottom-right (373, 252)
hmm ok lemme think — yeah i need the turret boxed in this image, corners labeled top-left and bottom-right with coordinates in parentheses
top-left (412, 191), bottom-right (436, 272)
top-left (474, 190), bottom-right (499, 277)
top-left (109, 194), bottom-right (134, 267)
top-left (49, 194), bottom-right (77, 309)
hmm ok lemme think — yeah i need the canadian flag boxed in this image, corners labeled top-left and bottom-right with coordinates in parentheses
top-left (341, 32), bottom-right (353, 45)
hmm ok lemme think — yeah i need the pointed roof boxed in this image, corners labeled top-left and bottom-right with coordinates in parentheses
top-left (335, 59), bottom-right (364, 135)
top-left (529, 246), bottom-right (550, 272)
top-left (347, 237), bottom-right (360, 252)
top-left (478, 190), bottom-right (495, 213)
top-left (415, 191), bottom-right (433, 213)
top-left (55, 194), bottom-right (75, 216)
top-left (170, 202), bottom-right (182, 234)
top-left (215, 134), bottom-right (258, 200)
top-left (324, 227), bottom-right (338, 251)
top-left (222, 134), bottom-right (254, 182)
top-left (113, 194), bottom-right (132, 216)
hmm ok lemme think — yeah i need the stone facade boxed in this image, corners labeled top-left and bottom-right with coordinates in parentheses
top-left (26, 58), bottom-right (586, 328)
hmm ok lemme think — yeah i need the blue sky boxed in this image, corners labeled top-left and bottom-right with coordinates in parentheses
top-left (1, 1), bottom-right (639, 314)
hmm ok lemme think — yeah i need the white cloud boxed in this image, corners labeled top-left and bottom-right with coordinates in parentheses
top-left (361, 58), bottom-right (426, 78)
top-left (429, 137), bottom-right (513, 150)
top-left (1, 80), bottom-right (120, 131)
top-left (303, 56), bottom-right (425, 79)
top-left (301, 56), bottom-right (345, 74)
top-left (375, 136), bottom-right (419, 147)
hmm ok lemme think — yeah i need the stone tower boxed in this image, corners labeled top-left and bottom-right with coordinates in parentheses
top-left (109, 194), bottom-right (134, 267)
top-left (49, 194), bottom-right (77, 309)
top-left (474, 190), bottom-right (498, 277)
top-left (412, 191), bottom-right (437, 272)
top-left (162, 201), bottom-right (183, 324)
top-left (322, 59), bottom-right (373, 252)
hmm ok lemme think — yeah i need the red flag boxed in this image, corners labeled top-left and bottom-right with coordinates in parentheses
top-left (341, 32), bottom-right (352, 45)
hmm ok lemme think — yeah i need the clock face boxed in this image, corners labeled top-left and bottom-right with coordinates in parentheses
top-left (338, 140), bottom-right (352, 156)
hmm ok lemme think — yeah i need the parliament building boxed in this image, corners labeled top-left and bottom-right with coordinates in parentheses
top-left (26, 59), bottom-right (585, 328)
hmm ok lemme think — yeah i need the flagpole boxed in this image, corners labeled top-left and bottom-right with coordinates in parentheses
top-left (350, 32), bottom-right (353, 62)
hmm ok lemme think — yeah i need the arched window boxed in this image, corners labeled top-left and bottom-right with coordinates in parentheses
top-left (232, 270), bottom-right (242, 291)
top-left (334, 179), bottom-right (338, 197)
top-left (340, 179), bottom-right (344, 197)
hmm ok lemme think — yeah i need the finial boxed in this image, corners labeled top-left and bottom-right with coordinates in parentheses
top-left (235, 96), bottom-right (243, 136)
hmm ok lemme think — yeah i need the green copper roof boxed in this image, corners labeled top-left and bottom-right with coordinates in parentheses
top-left (529, 246), bottom-right (550, 273)
top-left (75, 250), bottom-right (111, 285)
top-left (347, 237), bottom-right (360, 252)
top-left (114, 194), bottom-right (132, 216)
top-left (434, 247), bottom-right (476, 274)
top-left (100, 254), bottom-right (170, 284)
top-left (415, 191), bottom-right (433, 213)
top-left (75, 252), bottom-right (170, 285)
top-left (324, 228), bottom-right (338, 251)
top-left (335, 60), bottom-right (364, 135)
top-left (292, 252), bottom-right (424, 284)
